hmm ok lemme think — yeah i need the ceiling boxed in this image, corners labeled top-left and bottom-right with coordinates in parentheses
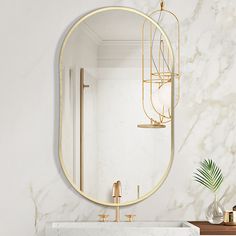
top-left (82, 10), bottom-right (153, 41)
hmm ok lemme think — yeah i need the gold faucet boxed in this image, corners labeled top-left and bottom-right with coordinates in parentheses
top-left (125, 214), bottom-right (136, 222)
top-left (112, 180), bottom-right (122, 222)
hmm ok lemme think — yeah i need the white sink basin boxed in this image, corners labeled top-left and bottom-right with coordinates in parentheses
top-left (46, 221), bottom-right (200, 236)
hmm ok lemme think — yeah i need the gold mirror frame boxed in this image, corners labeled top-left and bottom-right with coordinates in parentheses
top-left (58, 6), bottom-right (175, 207)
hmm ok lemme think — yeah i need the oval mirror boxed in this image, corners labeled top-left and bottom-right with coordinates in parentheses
top-left (59, 7), bottom-right (175, 206)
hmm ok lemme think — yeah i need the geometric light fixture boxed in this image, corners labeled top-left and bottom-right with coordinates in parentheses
top-left (138, 0), bottom-right (180, 128)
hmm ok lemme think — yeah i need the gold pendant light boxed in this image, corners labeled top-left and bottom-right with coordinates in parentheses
top-left (138, 0), bottom-right (180, 128)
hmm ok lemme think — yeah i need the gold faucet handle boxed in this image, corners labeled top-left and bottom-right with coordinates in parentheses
top-left (98, 214), bottom-right (109, 222)
top-left (125, 214), bottom-right (136, 222)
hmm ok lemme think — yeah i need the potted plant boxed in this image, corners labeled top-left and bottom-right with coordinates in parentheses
top-left (194, 159), bottom-right (224, 224)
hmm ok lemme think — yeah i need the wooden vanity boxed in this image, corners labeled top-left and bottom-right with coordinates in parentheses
top-left (190, 221), bottom-right (236, 235)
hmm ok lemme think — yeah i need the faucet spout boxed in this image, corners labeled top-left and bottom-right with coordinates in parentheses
top-left (112, 180), bottom-right (122, 222)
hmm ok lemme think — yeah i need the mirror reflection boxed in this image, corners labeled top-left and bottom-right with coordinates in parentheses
top-left (60, 8), bottom-right (174, 205)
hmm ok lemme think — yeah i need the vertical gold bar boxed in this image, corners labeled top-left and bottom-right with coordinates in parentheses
top-left (150, 22), bottom-right (153, 122)
top-left (141, 20), bottom-right (145, 115)
top-left (162, 40), bottom-right (165, 82)
top-left (160, 40), bottom-right (165, 86)
top-left (70, 68), bottom-right (77, 184)
top-left (80, 68), bottom-right (84, 191)
top-left (115, 200), bottom-right (120, 222)
top-left (177, 20), bottom-right (180, 104)
top-left (167, 43), bottom-right (170, 72)
top-left (158, 40), bottom-right (161, 82)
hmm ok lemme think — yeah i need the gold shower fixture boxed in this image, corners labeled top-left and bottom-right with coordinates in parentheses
top-left (138, 0), bottom-right (180, 128)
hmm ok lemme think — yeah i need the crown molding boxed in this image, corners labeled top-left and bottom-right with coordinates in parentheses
top-left (81, 23), bottom-right (103, 45)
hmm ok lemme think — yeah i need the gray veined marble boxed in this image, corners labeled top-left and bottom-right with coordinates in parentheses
top-left (45, 221), bottom-right (200, 236)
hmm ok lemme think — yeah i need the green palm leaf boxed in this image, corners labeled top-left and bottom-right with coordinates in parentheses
top-left (193, 159), bottom-right (224, 193)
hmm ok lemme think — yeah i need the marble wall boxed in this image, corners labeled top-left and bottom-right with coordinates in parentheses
top-left (0, 0), bottom-right (236, 236)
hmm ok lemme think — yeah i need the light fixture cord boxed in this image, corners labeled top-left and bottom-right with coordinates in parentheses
top-left (151, 11), bottom-right (162, 72)
top-left (151, 0), bottom-right (171, 74)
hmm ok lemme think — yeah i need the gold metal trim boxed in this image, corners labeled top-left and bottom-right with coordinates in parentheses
top-left (112, 180), bottom-right (122, 222)
top-left (137, 123), bottom-right (166, 128)
top-left (98, 214), bottom-right (109, 222)
top-left (59, 6), bottom-right (175, 207)
top-left (79, 68), bottom-right (84, 191)
top-left (149, 8), bottom-right (180, 107)
top-left (140, 6), bottom-right (180, 125)
top-left (69, 68), bottom-right (77, 183)
top-left (79, 68), bottom-right (89, 191)
top-left (125, 214), bottom-right (136, 222)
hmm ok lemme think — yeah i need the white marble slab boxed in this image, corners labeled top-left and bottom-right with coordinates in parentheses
top-left (45, 221), bottom-right (200, 236)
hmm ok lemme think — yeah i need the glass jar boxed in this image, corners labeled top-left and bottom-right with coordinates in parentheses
top-left (206, 194), bottom-right (224, 224)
